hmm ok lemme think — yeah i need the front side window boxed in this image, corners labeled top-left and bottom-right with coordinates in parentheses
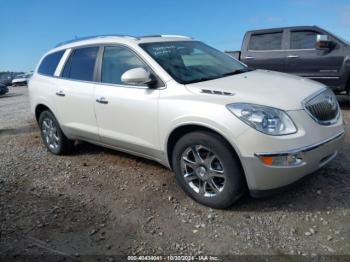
top-left (38, 50), bottom-right (65, 76)
top-left (101, 46), bottom-right (147, 85)
top-left (249, 32), bottom-right (283, 50)
top-left (62, 46), bottom-right (99, 81)
top-left (290, 31), bottom-right (317, 50)
top-left (140, 41), bottom-right (246, 84)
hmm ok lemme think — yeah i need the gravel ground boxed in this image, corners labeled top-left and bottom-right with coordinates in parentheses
top-left (0, 87), bottom-right (349, 259)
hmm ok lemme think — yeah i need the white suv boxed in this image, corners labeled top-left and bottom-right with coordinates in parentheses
top-left (29, 35), bottom-right (344, 208)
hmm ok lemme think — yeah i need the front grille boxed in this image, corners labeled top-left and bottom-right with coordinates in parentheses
top-left (304, 88), bottom-right (339, 125)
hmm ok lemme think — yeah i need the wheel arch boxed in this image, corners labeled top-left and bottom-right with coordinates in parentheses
top-left (34, 104), bottom-right (53, 122)
top-left (166, 124), bottom-right (244, 171)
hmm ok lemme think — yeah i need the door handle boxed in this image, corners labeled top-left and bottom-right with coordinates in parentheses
top-left (96, 97), bottom-right (108, 104)
top-left (287, 55), bottom-right (299, 58)
top-left (55, 90), bottom-right (65, 97)
top-left (244, 56), bottom-right (254, 60)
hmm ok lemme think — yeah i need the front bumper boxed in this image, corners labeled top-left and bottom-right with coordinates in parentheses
top-left (240, 130), bottom-right (344, 191)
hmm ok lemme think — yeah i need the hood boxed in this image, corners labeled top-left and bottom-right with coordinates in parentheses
top-left (185, 70), bottom-right (325, 110)
top-left (343, 45), bottom-right (350, 53)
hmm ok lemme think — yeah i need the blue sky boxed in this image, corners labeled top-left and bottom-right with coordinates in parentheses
top-left (1, 0), bottom-right (350, 72)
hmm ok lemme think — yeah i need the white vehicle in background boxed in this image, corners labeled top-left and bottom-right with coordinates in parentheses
top-left (29, 34), bottom-right (344, 208)
top-left (12, 73), bottom-right (32, 86)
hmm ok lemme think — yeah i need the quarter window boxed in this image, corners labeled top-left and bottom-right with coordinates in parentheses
top-left (101, 46), bottom-right (147, 86)
top-left (290, 31), bottom-right (317, 50)
top-left (249, 32), bottom-right (283, 50)
top-left (38, 50), bottom-right (65, 76)
top-left (62, 47), bottom-right (99, 81)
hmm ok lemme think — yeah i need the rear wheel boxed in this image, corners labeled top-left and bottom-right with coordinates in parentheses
top-left (172, 131), bottom-right (245, 208)
top-left (38, 110), bottom-right (74, 155)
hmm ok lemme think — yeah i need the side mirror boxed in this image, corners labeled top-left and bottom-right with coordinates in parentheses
top-left (316, 34), bottom-right (333, 49)
top-left (121, 67), bottom-right (152, 85)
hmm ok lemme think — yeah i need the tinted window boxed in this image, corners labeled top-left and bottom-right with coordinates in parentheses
top-left (101, 46), bottom-right (147, 85)
top-left (290, 31), bottom-right (317, 49)
top-left (249, 32), bottom-right (283, 50)
top-left (62, 47), bottom-right (99, 81)
top-left (38, 51), bottom-right (65, 76)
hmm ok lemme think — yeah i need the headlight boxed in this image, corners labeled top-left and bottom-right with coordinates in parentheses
top-left (226, 103), bottom-right (297, 136)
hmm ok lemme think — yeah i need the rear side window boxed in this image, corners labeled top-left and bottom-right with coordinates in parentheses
top-left (249, 32), bottom-right (283, 50)
top-left (62, 46), bottom-right (99, 81)
top-left (38, 51), bottom-right (65, 76)
top-left (290, 31), bottom-right (317, 49)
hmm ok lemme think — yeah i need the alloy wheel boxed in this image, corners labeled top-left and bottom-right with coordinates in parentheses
top-left (41, 117), bottom-right (60, 150)
top-left (180, 145), bottom-right (226, 197)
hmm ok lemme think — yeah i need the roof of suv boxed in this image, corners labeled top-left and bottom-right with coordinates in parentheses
top-left (53, 34), bottom-right (193, 50)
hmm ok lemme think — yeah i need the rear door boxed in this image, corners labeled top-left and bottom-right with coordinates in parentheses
top-left (285, 29), bottom-right (343, 87)
top-left (240, 30), bottom-right (287, 71)
top-left (52, 46), bottom-right (100, 141)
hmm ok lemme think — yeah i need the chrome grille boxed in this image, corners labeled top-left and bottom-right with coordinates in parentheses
top-left (303, 88), bottom-right (339, 125)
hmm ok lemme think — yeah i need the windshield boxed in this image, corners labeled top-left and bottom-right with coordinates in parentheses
top-left (140, 41), bottom-right (246, 84)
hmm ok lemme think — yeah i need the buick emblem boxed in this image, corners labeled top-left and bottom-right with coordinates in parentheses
top-left (325, 95), bottom-right (337, 110)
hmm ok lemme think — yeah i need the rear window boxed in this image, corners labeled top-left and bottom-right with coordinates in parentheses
top-left (249, 32), bottom-right (283, 50)
top-left (62, 46), bottom-right (99, 81)
top-left (38, 50), bottom-right (65, 76)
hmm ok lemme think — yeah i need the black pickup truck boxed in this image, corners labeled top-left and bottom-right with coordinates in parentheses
top-left (226, 26), bottom-right (350, 94)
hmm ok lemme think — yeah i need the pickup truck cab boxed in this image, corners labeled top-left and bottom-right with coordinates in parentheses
top-left (227, 26), bottom-right (350, 94)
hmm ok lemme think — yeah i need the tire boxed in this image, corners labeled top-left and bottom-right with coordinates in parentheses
top-left (38, 110), bottom-right (74, 155)
top-left (172, 131), bottom-right (245, 209)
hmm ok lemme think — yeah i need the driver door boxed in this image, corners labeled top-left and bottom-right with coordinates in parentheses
top-left (94, 45), bottom-right (162, 159)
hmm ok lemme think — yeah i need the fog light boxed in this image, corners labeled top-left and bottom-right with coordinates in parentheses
top-left (258, 153), bottom-right (304, 167)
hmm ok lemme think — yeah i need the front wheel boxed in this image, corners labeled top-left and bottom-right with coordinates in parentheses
top-left (172, 131), bottom-right (245, 209)
top-left (38, 110), bottom-right (74, 155)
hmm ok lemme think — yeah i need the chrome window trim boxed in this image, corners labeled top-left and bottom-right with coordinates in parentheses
top-left (37, 71), bottom-right (167, 91)
top-left (306, 76), bottom-right (340, 79)
top-left (301, 87), bottom-right (340, 126)
top-left (37, 42), bottom-right (167, 90)
top-left (247, 48), bottom-right (315, 52)
top-left (255, 131), bottom-right (344, 157)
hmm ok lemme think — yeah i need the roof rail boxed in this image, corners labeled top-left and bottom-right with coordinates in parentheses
top-left (160, 35), bottom-right (192, 39)
top-left (55, 34), bottom-right (136, 47)
top-left (55, 34), bottom-right (193, 47)
top-left (136, 34), bottom-right (192, 40)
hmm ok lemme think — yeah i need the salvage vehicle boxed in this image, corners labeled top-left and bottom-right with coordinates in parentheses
top-left (225, 26), bottom-right (350, 95)
top-left (0, 74), bottom-right (13, 86)
top-left (29, 35), bottom-right (344, 208)
top-left (0, 82), bottom-right (9, 95)
top-left (12, 73), bottom-right (31, 86)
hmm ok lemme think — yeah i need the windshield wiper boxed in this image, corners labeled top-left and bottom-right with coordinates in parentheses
top-left (185, 76), bottom-right (222, 84)
top-left (222, 68), bottom-right (254, 77)
top-left (184, 68), bottom-right (255, 84)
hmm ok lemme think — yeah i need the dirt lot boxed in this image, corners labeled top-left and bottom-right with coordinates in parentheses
top-left (0, 87), bottom-right (349, 260)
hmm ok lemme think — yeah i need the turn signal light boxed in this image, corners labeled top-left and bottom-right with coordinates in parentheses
top-left (260, 156), bottom-right (274, 165)
top-left (257, 153), bottom-right (304, 167)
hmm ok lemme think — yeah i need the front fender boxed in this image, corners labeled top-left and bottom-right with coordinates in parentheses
top-left (160, 105), bottom-right (250, 168)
